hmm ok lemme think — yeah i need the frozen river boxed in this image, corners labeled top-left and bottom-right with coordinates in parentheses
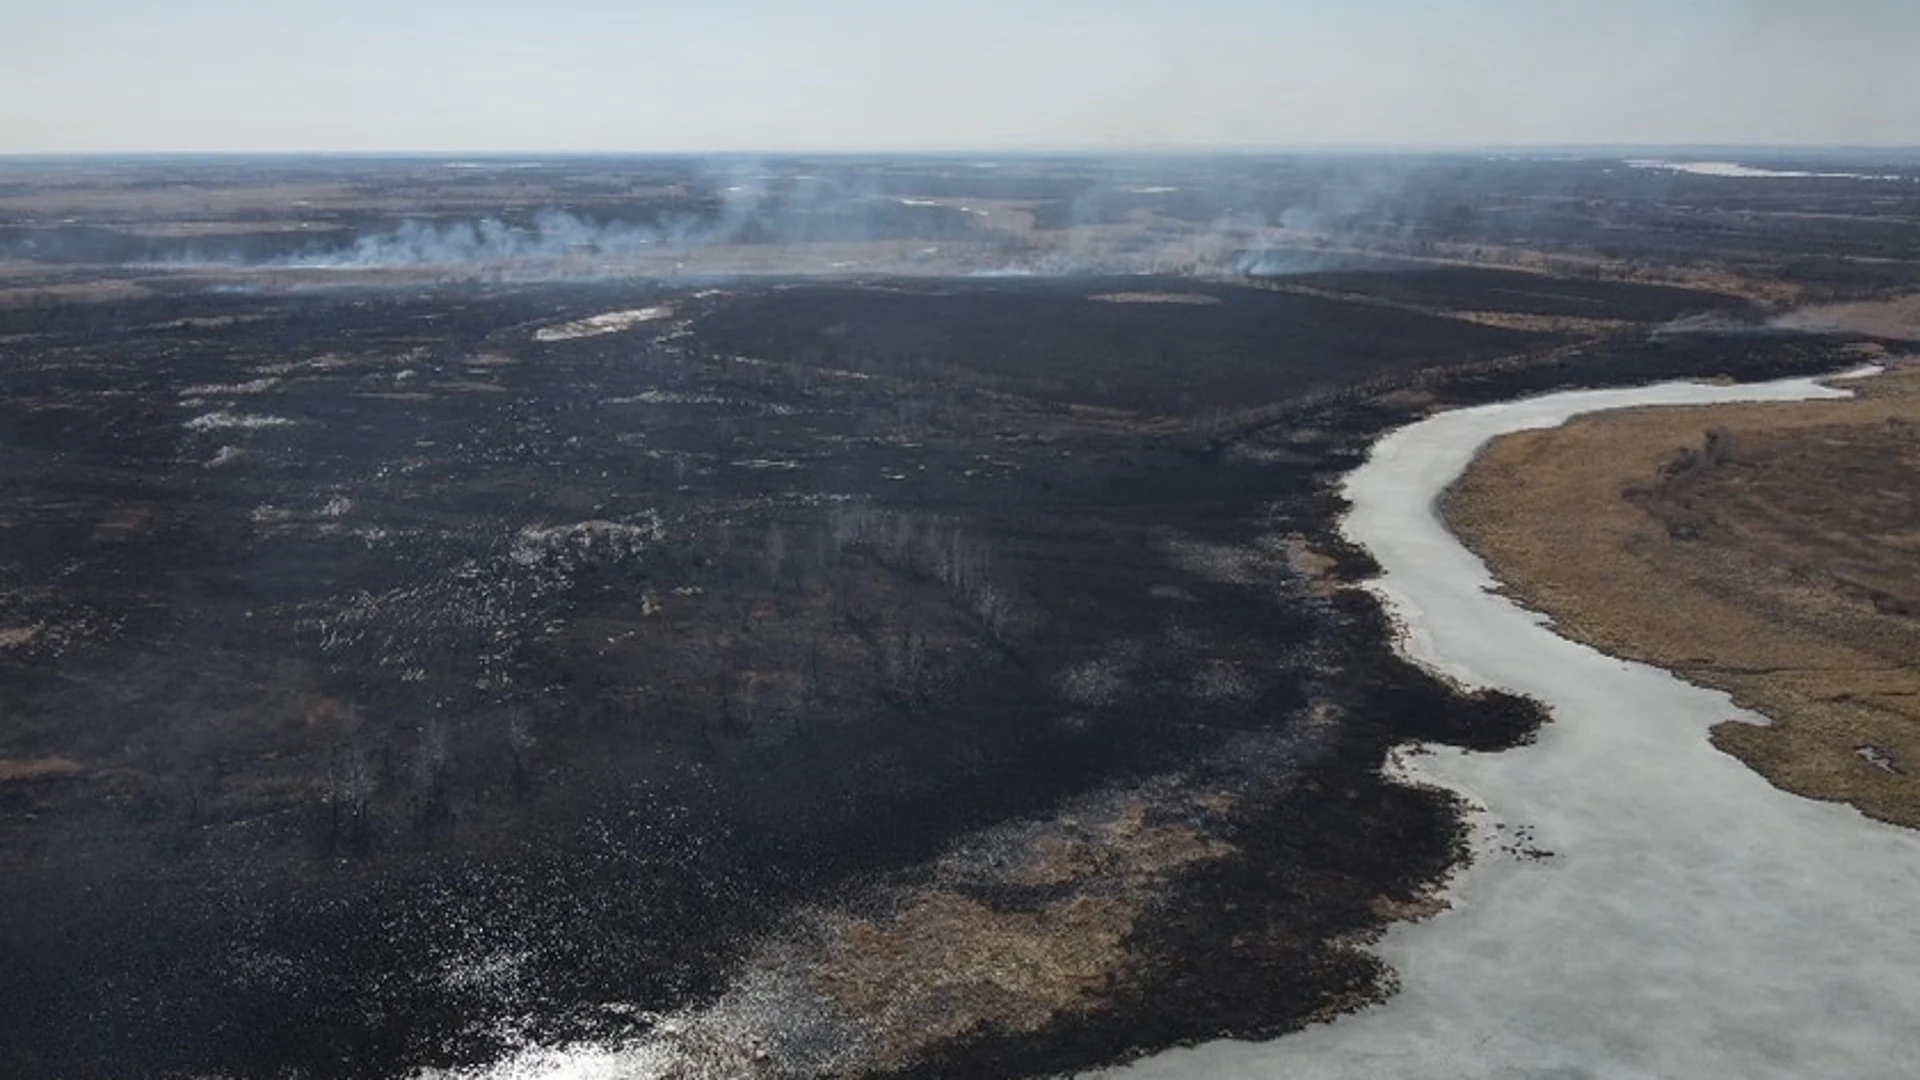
top-left (1101, 369), bottom-right (1920, 1080)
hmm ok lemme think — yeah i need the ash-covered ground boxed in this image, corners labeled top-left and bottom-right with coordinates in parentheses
top-left (0, 153), bottom-right (1913, 1079)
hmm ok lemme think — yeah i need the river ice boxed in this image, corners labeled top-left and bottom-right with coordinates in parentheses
top-left (1100, 369), bottom-right (1920, 1080)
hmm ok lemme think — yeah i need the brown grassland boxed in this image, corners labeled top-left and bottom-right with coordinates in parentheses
top-left (1448, 356), bottom-right (1920, 828)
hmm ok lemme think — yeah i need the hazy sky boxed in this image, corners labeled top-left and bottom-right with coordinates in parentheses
top-left (2, 0), bottom-right (1915, 152)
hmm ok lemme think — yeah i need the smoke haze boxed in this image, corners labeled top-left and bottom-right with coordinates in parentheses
top-left (4, 1), bottom-right (1917, 153)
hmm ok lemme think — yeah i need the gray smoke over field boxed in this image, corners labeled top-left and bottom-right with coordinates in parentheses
top-left (37, 152), bottom-right (1763, 283)
top-left (1770, 296), bottom-right (1920, 341)
top-left (134, 155), bottom-right (1460, 281)
top-left (1654, 295), bottom-right (1920, 343)
top-left (275, 172), bottom-right (778, 274)
top-left (282, 209), bottom-right (698, 271)
top-left (975, 213), bottom-right (1380, 280)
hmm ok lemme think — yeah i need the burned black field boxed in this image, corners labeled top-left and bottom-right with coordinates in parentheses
top-left (0, 269), bottom-right (1870, 1079)
top-left (0, 152), bottom-right (1911, 1080)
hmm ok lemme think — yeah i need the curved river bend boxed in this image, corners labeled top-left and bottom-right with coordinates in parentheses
top-left (1105, 370), bottom-right (1920, 1080)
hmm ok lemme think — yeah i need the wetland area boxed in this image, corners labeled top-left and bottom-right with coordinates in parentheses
top-left (1, 152), bottom-right (1916, 1079)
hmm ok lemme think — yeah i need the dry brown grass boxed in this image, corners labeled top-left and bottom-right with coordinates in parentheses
top-left (1446, 311), bottom-right (1632, 335)
top-left (815, 893), bottom-right (1133, 1061)
top-left (1448, 362), bottom-right (1920, 828)
top-left (601, 784), bottom-right (1261, 1077)
top-left (1279, 534), bottom-right (1344, 600)
top-left (0, 758), bottom-right (84, 784)
top-left (0, 281), bottom-right (153, 309)
top-left (1089, 292), bottom-right (1223, 306)
top-left (1773, 294), bottom-right (1920, 341)
top-left (802, 796), bottom-right (1236, 1069)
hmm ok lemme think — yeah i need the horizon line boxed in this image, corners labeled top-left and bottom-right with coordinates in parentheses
top-left (4, 142), bottom-right (1920, 161)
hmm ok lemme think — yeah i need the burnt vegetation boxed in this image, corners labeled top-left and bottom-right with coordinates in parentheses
top-left (0, 153), bottom-right (1912, 1079)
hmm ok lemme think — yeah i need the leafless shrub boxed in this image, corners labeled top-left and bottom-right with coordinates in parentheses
top-left (413, 718), bottom-right (452, 792)
top-left (880, 625), bottom-right (931, 707)
top-left (1191, 661), bottom-right (1257, 703)
top-left (826, 504), bottom-right (1024, 643)
top-left (1056, 657), bottom-right (1130, 708)
top-left (325, 740), bottom-right (379, 851)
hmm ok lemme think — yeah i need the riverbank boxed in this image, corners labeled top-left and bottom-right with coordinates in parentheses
top-left (1103, 368), bottom-right (1920, 1080)
top-left (1447, 360), bottom-right (1920, 828)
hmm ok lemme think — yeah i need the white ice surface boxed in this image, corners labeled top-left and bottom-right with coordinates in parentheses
top-left (1625, 159), bottom-right (1909, 182)
top-left (1098, 370), bottom-right (1920, 1080)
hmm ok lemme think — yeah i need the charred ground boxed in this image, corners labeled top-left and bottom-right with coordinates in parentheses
top-left (0, 153), bottom-right (1911, 1080)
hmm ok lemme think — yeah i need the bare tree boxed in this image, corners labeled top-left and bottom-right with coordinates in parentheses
top-left (411, 718), bottom-right (452, 839)
top-left (880, 622), bottom-right (930, 709)
top-left (764, 524), bottom-right (788, 587)
top-left (326, 739), bottom-right (378, 853)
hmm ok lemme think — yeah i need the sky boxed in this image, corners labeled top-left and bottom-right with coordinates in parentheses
top-left (1, 0), bottom-right (1916, 153)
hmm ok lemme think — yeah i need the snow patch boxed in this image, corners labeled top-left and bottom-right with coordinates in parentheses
top-left (604, 389), bottom-right (796, 415)
top-left (1627, 158), bottom-right (1909, 182)
top-left (509, 518), bottom-right (666, 568)
top-left (533, 306), bottom-right (676, 342)
top-left (185, 411), bottom-right (298, 432)
top-left (180, 377), bottom-right (281, 397)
